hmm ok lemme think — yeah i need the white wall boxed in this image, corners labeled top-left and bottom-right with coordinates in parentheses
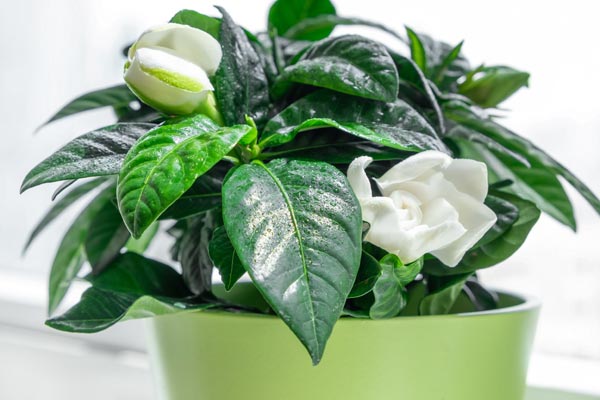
top-left (1, 0), bottom-right (599, 360)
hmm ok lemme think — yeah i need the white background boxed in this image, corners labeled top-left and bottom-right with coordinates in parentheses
top-left (0, 0), bottom-right (599, 397)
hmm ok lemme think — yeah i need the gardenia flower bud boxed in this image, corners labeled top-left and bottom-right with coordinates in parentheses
top-left (347, 151), bottom-right (497, 267)
top-left (124, 23), bottom-right (222, 116)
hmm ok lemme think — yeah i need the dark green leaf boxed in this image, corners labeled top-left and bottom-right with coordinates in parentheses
top-left (117, 114), bottom-right (251, 238)
top-left (23, 178), bottom-right (107, 253)
top-left (85, 201), bottom-right (130, 274)
top-left (261, 90), bottom-right (446, 152)
top-left (177, 211), bottom-right (219, 295)
top-left (160, 163), bottom-right (227, 220)
top-left (369, 255), bottom-right (422, 319)
top-left (274, 35), bottom-right (399, 102)
top-left (446, 105), bottom-right (600, 218)
top-left (48, 185), bottom-right (115, 315)
top-left (424, 192), bottom-right (540, 275)
top-left (348, 251), bottom-right (381, 298)
top-left (285, 15), bottom-right (405, 42)
top-left (268, 0), bottom-right (336, 40)
top-left (88, 252), bottom-right (190, 297)
top-left (464, 279), bottom-right (498, 311)
top-left (459, 65), bottom-right (530, 108)
top-left (209, 226), bottom-right (245, 291)
top-left (419, 273), bottom-right (471, 315)
top-left (222, 159), bottom-right (362, 364)
top-left (21, 123), bottom-right (153, 192)
top-left (42, 85), bottom-right (137, 127)
top-left (214, 7), bottom-right (270, 128)
top-left (51, 180), bottom-right (77, 201)
top-left (169, 9), bottom-right (221, 38)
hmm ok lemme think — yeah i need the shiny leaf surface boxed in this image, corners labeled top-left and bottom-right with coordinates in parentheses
top-left (268, 0), bottom-right (336, 40)
top-left (222, 159), bottom-right (362, 364)
top-left (209, 226), bottom-right (245, 291)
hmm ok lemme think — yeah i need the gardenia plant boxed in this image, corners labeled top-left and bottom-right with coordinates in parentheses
top-left (21, 0), bottom-right (600, 365)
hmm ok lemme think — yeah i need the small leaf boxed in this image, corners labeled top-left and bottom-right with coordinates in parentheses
top-left (42, 85), bottom-right (137, 127)
top-left (348, 251), bottom-right (381, 298)
top-left (215, 7), bottom-right (270, 128)
top-left (21, 123), bottom-right (153, 192)
top-left (459, 65), bottom-right (530, 108)
top-left (209, 226), bottom-right (245, 291)
top-left (405, 27), bottom-right (427, 71)
top-left (268, 0), bottom-right (336, 40)
top-left (274, 35), bottom-right (399, 102)
top-left (48, 185), bottom-right (115, 315)
top-left (419, 273), bottom-right (472, 315)
top-left (85, 201), bottom-right (130, 274)
top-left (222, 159), bottom-right (362, 364)
top-left (261, 90), bottom-right (446, 152)
top-left (169, 9), bottom-right (221, 39)
top-left (369, 255), bottom-right (422, 319)
top-left (23, 178), bottom-right (107, 253)
top-left (117, 114), bottom-right (251, 238)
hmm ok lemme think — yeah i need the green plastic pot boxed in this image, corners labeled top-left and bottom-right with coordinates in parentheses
top-left (146, 283), bottom-right (540, 400)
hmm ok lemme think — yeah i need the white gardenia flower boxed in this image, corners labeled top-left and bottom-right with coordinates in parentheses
top-left (347, 151), bottom-right (497, 267)
top-left (124, 23), bottom-right (222, 115)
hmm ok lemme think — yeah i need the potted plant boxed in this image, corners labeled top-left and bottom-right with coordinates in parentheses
top-left (20, 0), bottom-right (599, 399)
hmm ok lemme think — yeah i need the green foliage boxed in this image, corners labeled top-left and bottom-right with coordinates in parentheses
top-left (222, 159), bottom-right (362, 364)
top-left (22, 0), bottom-right (600, 365)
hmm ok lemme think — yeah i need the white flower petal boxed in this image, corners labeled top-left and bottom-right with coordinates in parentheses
top-left (124, 47), bottom-right (211, 115)
top-left (377, 150), bottom-right (451, 191)
top-left (444, 158), bottom-right (489, 202)
top-left (131, 23), bottom-right (222, 75)
top-left (347, 156), bottom-right (373, 201)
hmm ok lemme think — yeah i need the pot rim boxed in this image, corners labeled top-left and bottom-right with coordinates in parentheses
top-left (194, 287), bottom-right (541, 323)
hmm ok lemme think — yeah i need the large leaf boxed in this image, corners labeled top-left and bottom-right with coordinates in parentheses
top-left (222, 159), bottom-right (362, 364)
top-left (261, 90), bottom-right (446, 152)
top-left (21, 123), bottom-right (153, 192)
top-left (284, 15), bottom-right (405, 42)
top-left (369, 255), bottom-right (422, 319)
top-left (445, 105), bottom-right (600, 218)
top-left (117, 114), bottom-right (251, 238)
top-left (424, 192), bottom-right (540, 276)
top-left (268, 0), bottom-right (336, 40)
top-left (459, 65), bottom-right (530, 108)
top-left (169, 9), bottom-right (220, 39)
top-left (275, 35), bottom-right (399, 102)
top-left (176, 211), bottom-right (219, 295)
top-left (84, 200), bottom-right (130, 274)
top-left (419, 273), bottom-right (472, 315)
top-left (42, 85), bottom-right (137, 126)
top-left (48, 185), bottom-right (115, 315)
top-left (23, 178), bottom-right (107, 253)
top-left (214, 7), bottom-right (270, 128)
top-left (209, 226), bottom-right (245, 291)
top-left (160, 163), bottom-right (227, 220)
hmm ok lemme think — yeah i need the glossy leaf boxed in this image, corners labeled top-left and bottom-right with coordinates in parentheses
top-left (214, 7), bottom-right (270, 128)
top-left (222, 159), bottom-right (362, 364)
top-left (419, 273), bottom-right (472, 315)
top-left (261, 90), bottom-right (446, 152)
top-left (275, 35), bottom-right (399, 102)
top-left (459, 65), bottom-right (530, 108)
top-left (170, 9), bottom-right (220, 39)
top-left (21, 123), bottom-right (153, 192)
top-left (160, 163), bottom-right (227, 220)
top-left (348, 251), bottom-right (381, 298)
top-left (48, 185), bottom-right (115, 315)
top-left (176, 211), bottom-right (219, 295)
top-left (209, 226), bottom-right (245, 291)
top-left (284, 15), bottom-right (405, 42)
top-left (23, 178), bottom-right (107, 253)
top-left (42, 85), bottom-right (137, 127)
top-left (117, 114), bottom-right (251, 238)
top-left (424, 192), bottom-right (540, 276)
top-left (268, 0), bottom-right (336, 40)
top-left (445, 105), bottom-right (600, 219)
top-left (369, 255), bottom-right (422, 319)
top-left (85, 200), bottom-right (130, 274)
